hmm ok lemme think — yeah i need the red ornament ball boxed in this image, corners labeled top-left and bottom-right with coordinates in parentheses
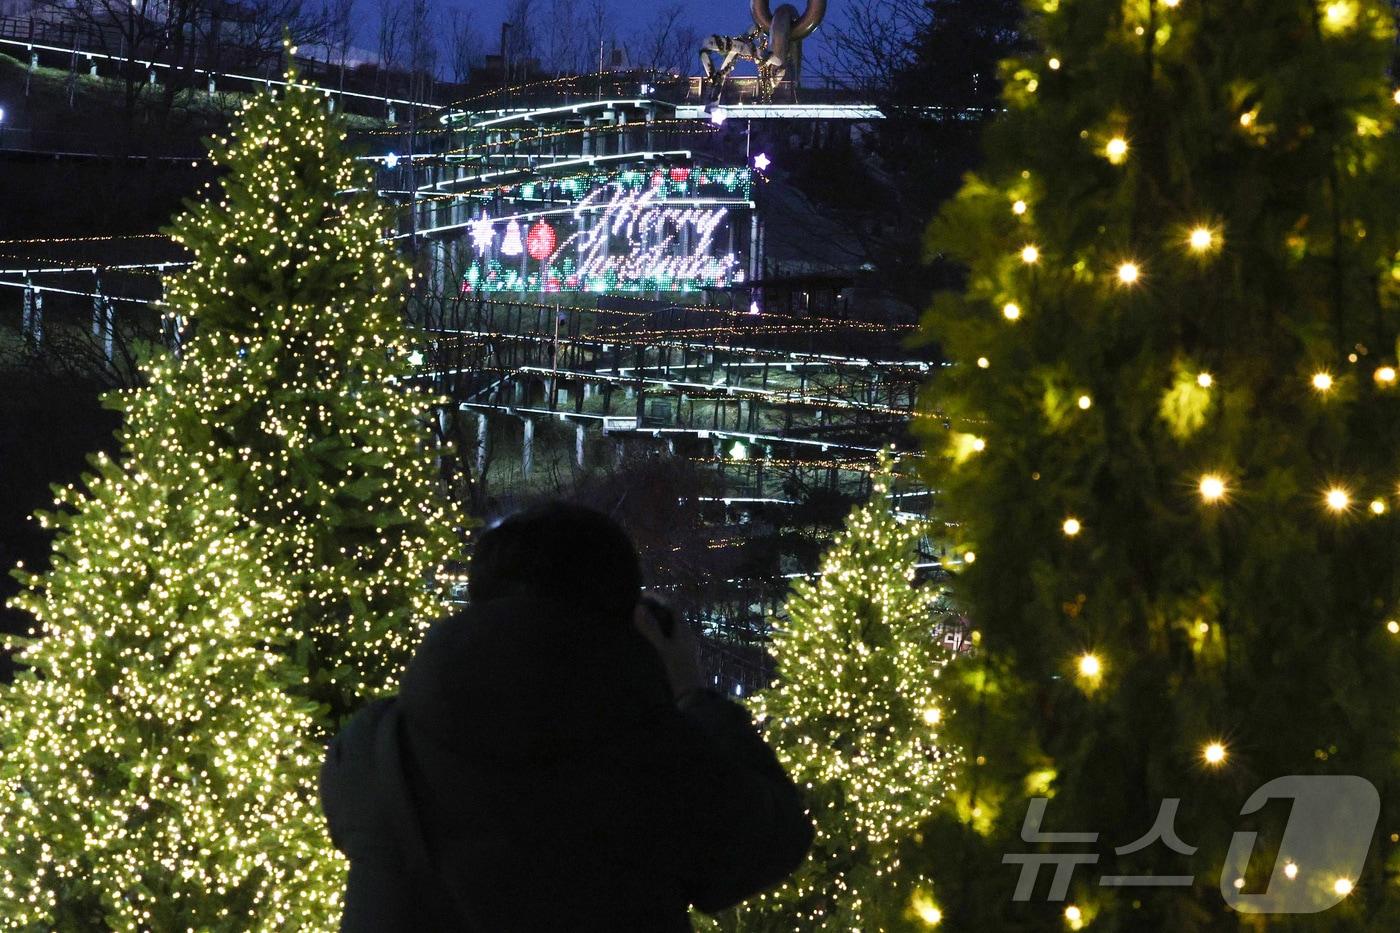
top-left (526, 221), bottom-right (557, 260)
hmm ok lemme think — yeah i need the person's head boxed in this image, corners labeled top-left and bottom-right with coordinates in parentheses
top-left (468, 502), bottom-right (642, 621)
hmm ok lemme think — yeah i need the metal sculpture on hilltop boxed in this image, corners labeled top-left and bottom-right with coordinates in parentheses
top-left (699, 0), bottom-right (827, 104)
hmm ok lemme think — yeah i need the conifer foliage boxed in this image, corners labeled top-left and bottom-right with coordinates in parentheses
top-left (0, 56), bottom-right (459, 929)
top-left (736, 457), bottom-right (958, 930)
top-left (921, 0), bottom-right (1400, 927)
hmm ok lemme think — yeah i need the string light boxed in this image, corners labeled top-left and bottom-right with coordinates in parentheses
top-left (1370, 498), bottom-right (1387, 515)
top-left (1064, 905), bottom-right (1085, 930)
top-left (1077, 653), bottom-right (1102, 679)
top-left (1062, 517), bottom-right (1082, 536)
top-left (1196, 372), bottom-right (1214, 388)
top-left (1334, 878), bottom-right (1354, 897)
top-left (1325, 487), bottom-right (1352, 512)
top-left (1077, 394), bottom-right (1092, 410)
top-left (1203, 742), bottom-right (1228, 766)
top-left (1375, 366), bottom-right (1396, 386)
top-left (0, 65), bottom-right (464, 928)
top-left (1021, 245), bottom-right (1041, 264)
top-left (1116, 261), bottom-right (1141, 285)
top-left (1048, 57), bottom-right (1061, 70)
top-left (1002, 302), bottom-right (1022, 320)
top-left (742, 454), bottom-right (958, 929)
top-left (1284, 861), bottom-right (1299, 880)
top-left (1312, 371), bottom-right (1334, 392)
top-left (1199, 474), bottom-right (1227, 503)
top-left (1188, 226), bottom-right (1218, 253)
top-left (977, 357), bottom-right (991, 368)
top-left (1012, 199), bottom-right (1028, 215)
top-left (1105, 136), bottom-right (1129, 164)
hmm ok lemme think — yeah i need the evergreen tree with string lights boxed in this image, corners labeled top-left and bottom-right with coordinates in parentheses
top-left (919, 0), bottom-right (1400, 928)
top-left (0, 452), bottom-right (342, 929)
top-left (0, 49), bottom-right (460, 928)
top-left (727, 455), bottom-right (959, 931)
top-left (157, 48), bottom-right (461, 721)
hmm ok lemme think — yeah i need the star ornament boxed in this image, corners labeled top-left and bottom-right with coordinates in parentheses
top-left (470, 215), bottom-right (495, 254)
top-left (753, 152), bottom-right (772, 172)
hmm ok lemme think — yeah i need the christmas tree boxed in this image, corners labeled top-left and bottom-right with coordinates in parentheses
top-left (0, 55), bottom-right (459, 927)
top-left (155, 53), bottom-right (461, 719)
top-left (0, 443), bottom-right (341, 930)
top-left (921, 0), bottom-right (1400, 928)
top-left (733, 457), bottom-right (958, 930)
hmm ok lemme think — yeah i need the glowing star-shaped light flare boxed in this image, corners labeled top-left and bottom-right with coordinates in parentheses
top-left (1188, 226), bottom-right (1217, 252)
top-left (1312, 371), bottom-right (1334, 392)
top-left (753, 152), bottom-right (771, 171)
top-left (1325, 486), bottom-right (1351, 512)
top-left (1199, 474), bottom-right (1227, 503)
top-left (1117, 261), bottom-right (1141, 285)
top-left (1002, 302), bottom-right (1021, 321)
top-left (1020, 245), bottom-right (1040, 264)
top-left (1105, 136), bottom-right (1129, 164)
top-left (1203, 742), bottom-right (1228, 766)
top-left (1077, 653), bottom-right (1102, 679)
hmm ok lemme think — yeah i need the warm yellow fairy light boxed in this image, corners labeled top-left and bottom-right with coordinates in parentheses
top-left (1371, 498), bottom-right (1388, 515)
top-left (1077, 394), bottom-right (1092, 410)
top-left (1199, 474), bottom-right (1227, 503)
top-left (1203, 742), bottom-right (1228, 766)
top-left (1197, 372), bottom-right (1214, 388)
top-left (1334, 878), bottom-right (1354, 897)
top-left (977, 356), bottom-right (990, 369)
top-left (1064, 905), bottom-right (1084, 929)
top-left (1048, 57), bottom-right (1061, 70)
top-left (1062, 517), bottom-right (1082, 536)
top-left (1325, 487), bottom-right (1351, 512)
top-left (1003, 302), bottom-right (1022, 321)
top-left (1188, 226), bottom-right (1217, 252)
top-left (1163, 0), bottom-right (1180, 6)
top-left (1012, 199), bottom-right (1028, 215)
top-left (1312, 371), bottom-right (1334, 392)
top-left (1239, 110), bottom-right (1256, 128)
top-left (1105, 136), bottom-right (1129, 164)
top-left (963, 550), bottom-right (977, 564)
top-left (1116, 261), bottom-right (1141, 285)
top-left (971, 437), bottom-right (987, 452)
top-left (923, 707), bottom-right (943, 725)
top-left (1284, 861), bottom-right (1299, 880)
top-left (1323, 1), bottom-right (1356, 32)
top-left (1021, 244), bottom-right (1041, 264)
top-left (1077, 653), bottom-right (1102, 678)
top-left (1393, 89), bottom-right (1400, 105)
top-left (1386, 620), bottom-right (1399, 635)
top-left (1375, 366), bottom-right (1396, 385)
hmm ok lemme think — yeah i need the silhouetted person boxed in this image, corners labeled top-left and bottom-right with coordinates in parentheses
top-left (320, 503), bottom-right (814, 931)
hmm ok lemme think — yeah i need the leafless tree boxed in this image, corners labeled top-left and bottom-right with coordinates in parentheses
top-left (539, 0), bottom-right (581, 75)
top-left (376, 0), bottom-right (404, 95)
top-left (582, 0), bottom-right (610, 74)
top-left (502, 0), bottom-right (536, 84)
top-left (814, 0), bottom-right (930, 91)
top-left (404, 0), bottom-right (437, 102)
top-left (325, 0), bottom-right (356, 94)
top-left (627, 1), bottom-right (695, 76)
top-left (444, 6), bottom-right (480, 84)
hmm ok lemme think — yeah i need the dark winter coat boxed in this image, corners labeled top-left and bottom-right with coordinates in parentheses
top-left (320, 596), bottom-right (814, 932)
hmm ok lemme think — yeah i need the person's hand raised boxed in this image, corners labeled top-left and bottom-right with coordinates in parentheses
top-left (633, 598), bottom-right (705, 699)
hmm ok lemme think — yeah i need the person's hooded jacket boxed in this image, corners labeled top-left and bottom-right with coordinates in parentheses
top-left (320, 595), bottom-right (814, 931)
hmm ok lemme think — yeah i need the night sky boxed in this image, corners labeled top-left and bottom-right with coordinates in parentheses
top-left (355, 0), bottom-right (849, 80)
